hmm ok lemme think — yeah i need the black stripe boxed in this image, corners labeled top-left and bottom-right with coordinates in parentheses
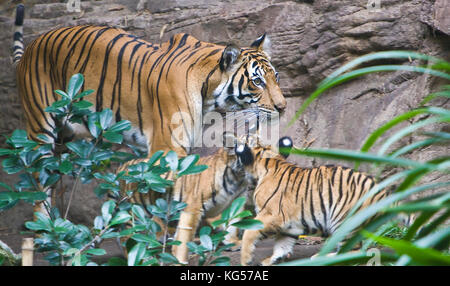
top-left (13, 31), bottom-right (22, 41)
top-left (295, 170), bottom-right (306, 203)
top-left (300, 200), bottom-right (310, 234)
top-left (318, 169), bottom-right (328, 230)
top-left (154, 34), bottom-right (189, 135)
top-left (15, 4), bottom-right (25, 26)
top-left (259, 166), bottom-right (291, 212)
top-left (96, 34), bottom-right (126, 111)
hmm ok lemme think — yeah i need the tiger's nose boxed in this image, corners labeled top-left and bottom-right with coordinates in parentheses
top-left (275, 102), bottom-right (286, 113)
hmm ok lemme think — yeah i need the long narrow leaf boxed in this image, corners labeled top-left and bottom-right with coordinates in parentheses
top-left (319, 181), bottom-right (450, 255)
top-left (321, 51), bottom-right (447, 86)
top-left (377, 116), bottom-right (450, 156)
top-left (288, 65), bottom-right (450, 127)
top-left (363, 231), bottom-right (450, 266)
top-left (356, 107), bottom-right (450, 169)
top-left (289, 147), bottom-right (437, 169)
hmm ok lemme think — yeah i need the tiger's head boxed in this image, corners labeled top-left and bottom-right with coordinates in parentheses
top-left (212, 34), bottom-right (287, 119)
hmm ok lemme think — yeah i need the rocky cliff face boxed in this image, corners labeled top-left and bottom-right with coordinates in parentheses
top-left (0, 0), bottom-right (448, 227)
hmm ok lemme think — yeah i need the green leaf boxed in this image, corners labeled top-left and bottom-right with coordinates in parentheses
top-left (110, 211), bottom-right (131, 226)
top-left (101, 200), bottom-right (115, 224)
top-left (2, 157), bottom-right (23, 174)
top-left (66, 141), bottom-right (85, 157)
top-left (158, 252), bottom-right (179, 264)
top-left (178, 154), bottom-right (199, 173)
top-left (362, 231), bottom-right (450, 266)
top-left (0, 148), bottom-right (15, 156)
top-left (54, 89), bottom-right (69, 99)
top-left (320, 181), bottom-right (450, 255)
top-left (279, 250), bottom-right (397, 266)
top-left (165, 151), bottom-right (178, 172)
top-left (131, 205), bottom-right (146, 222)
top-left (127, 242), bottom-right (146, 266)
top-left (178, 165), bottom-right (208, 177)
top-left (25, 212), bottom-right (52, 232)
top-left (289, 147), bottom-right (437, 170)
top-left (107, 257), bottom-right (127, 266)
top-left (0, 182), bottom-right (13, 192)
top-left (287, 62), bottom-right (450, 128)
top-left (67, 73), bottom-right (84, 99)
top-left (58, 160), bottom-right (73, 174)
top-left (377, 116), bottom-right (450, 156)
top-left (93, 216), bottom-right (104, 231)
top-left (131, 234), bottom-right (162, 247)
top-left (85, 248), bottom-right (106, 256)
top-left (108, 120), bottom-right (131, 133)
top-left (99, 109), bottom-right (113, 130)
top-left (72, 100), bottom-right (93, 110)
top-left (231, 219), bottom-right (264, 230)
top-left (146, 150), bottom-right (164, 167)
top-left (200, 234), bottom-right (213, 251)
top-left (228, 197), bottom-right (246, 219)
top-left (103, 131), bottom-right (123, 144)
top-left (73, 89), bottom-right (94, 100)
top-left (210, 256), bottom-right (231, 266)
top-left (87, 114), bottom-right (101, 138)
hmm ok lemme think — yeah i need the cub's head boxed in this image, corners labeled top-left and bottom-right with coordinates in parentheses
top-left (214, 34), bottom-right (287, 119)
top-left (231, 134), bottom-right (294, 181)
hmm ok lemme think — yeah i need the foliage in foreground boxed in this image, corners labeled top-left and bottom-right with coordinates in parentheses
top-left (281, 51), bottom-right (450, 266)
top-left (0, 74), bottom-right (261, 266)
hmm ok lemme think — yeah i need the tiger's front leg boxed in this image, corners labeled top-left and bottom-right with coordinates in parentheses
top-left (172, 210), bottom-right (202, 265)
top-left (240, 229), bottom-right (263, 266)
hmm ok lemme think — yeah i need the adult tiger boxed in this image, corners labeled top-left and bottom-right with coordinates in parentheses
top-left (12, 4), bottom-right (286, 157)
top-left (235, 136), bottom-right (393, 266)
top-left (118, 133), bottom-right (254, 264)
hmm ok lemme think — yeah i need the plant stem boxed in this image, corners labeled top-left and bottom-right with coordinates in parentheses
top-left (64, 167), bottom-right (83, 219)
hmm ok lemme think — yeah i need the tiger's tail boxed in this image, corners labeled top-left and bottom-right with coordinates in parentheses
top-left (12, 4), bottom-right (25, 67)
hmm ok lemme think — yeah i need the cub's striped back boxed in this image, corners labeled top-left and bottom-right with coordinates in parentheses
top-left (237, 136), bottom-right (390, 265)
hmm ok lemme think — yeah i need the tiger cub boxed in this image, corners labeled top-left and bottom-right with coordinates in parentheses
top-left (118, 134), bottom-right (253, 264)
top-left (235, 137), bottom-right (390, 266)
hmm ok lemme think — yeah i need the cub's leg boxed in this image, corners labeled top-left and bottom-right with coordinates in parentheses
top-left (261, 235), bottom-right (296, 266)
top-left (241, 214), bottom-right (279, 266)
top-left (172, 210), bottom-right (202, 264)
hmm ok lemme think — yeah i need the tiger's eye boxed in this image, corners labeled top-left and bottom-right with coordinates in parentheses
top-left (275, 72), bottom-right (279, 82)
top-left (252, 78), bottom-right (262, 86)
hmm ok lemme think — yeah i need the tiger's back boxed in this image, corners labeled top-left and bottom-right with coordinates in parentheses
top-left (15, 25), bottom-right (224, 154)
top-left (13, 4), bottom-right (287, 157)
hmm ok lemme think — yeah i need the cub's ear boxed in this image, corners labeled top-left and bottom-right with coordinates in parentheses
top-left (235, 143), bottom-right (254, 166)
top-left (251, 33), bottom-right (271, 57)
top-left (278, 136), bottom-right (293, 159)
top-left (219, 44), bottom-right (240, 72)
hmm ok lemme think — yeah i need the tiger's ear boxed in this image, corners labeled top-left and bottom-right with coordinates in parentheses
top-left (235, 143), bottom-right (254, 166)
top-left (219, 44), bottom-right (241, 72)
top-left (278, 136), bottom-right (293, 159)
top-left (251, 33), bottom-right (271, 57)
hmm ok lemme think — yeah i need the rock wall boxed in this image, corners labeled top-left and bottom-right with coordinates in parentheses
top-left (0, 0), bottom-right (449, 230)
